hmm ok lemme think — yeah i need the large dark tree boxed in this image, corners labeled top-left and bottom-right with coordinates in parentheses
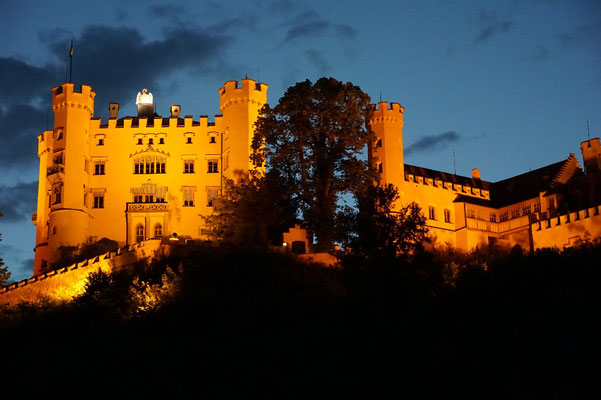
top-left (252, 77), bottom-right (374, 251)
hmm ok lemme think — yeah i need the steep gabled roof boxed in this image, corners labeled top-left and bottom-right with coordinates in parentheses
top-left (406, 155), bottom-right (582, 209)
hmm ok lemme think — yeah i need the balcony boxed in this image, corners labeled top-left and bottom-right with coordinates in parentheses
top-left (126, 202), bottom-right (168, 212)
top-left (46, 165), bottom-right (64, 176)
top-left (466, 215), bottom-right (531, 233)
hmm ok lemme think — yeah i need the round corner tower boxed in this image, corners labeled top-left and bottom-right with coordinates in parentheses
top-left (368, 101), bottom-right (405, 200)
top-left (33, 83), bottom-right (95, 275)
top-left (218, 78), bottom-right (268, 180)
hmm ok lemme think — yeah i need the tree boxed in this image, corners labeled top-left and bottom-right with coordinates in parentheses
top-left (0, 209), bottom-right (12, 286)
top-left (343, 183), bottom-right (428, 265)
top-left (252, 77), bottom-right (374, 251)
top-left (203, 171), bottom-right (298, 246)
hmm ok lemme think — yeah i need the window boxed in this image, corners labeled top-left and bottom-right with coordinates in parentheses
top-left (534, 201), bottom-right (541, 213)
top-left (97, 138), bottom-right (104, 146)
top-left (183, 187), bottom-right (195, 207)
top-left (56, 129), bottom-right (63, 140)
top-left (511, 208), bottom-right (520, 218)
top-left (145, 195), bottom-right (154, 203)
top-left (523, 204), bottom-right (531, 215)
top-left (54, 153), bottom-right (63, 165)
top-left (186, 137), bottom-right (192, 144)
top-left (549, 198), bottom-right (555, 209)
top-left (184, 160), bottom-right (195, 173)
top-left (223, 153), bottom-right (229, 171)
top-left (93, 193), bottom-right (104, 209)
top-left (466, 208), bottom-right (476, 219)
top-left (148, 138), bottom-right (154, 145)
top-left (136, 224), bottom-right (145, 242)
top-left (159, 138), bottom-right (164, 144)
top-left (154, 223), bottom-right (162, 239)
top-left (377, 162), bottom-right (383, 173)
top-left (134, 195), bottom-right (143, 203)
top-left (499, 211), bottom-right (508, 222)
top-left (156, 187), bottom-right (166, 203)
top-left (134, 156), bottom-right (166, 174)
top-left (208, 159), bottom-right (218, 173)
top-left (52, 226), bottom-right (57, 235)
top-left (137, 138), bottom-right (143, 145)
top-left (428, 206), bottom-right (436, 220)
top-left (376, 138), bottom-right (382, 147)
top-left (490, 213), bottom-right (497, 222)
top-left (94, 161), bottom-right (105, 175)
top-left (444, 209), bottom-right (451, 223)
top-left (53, 185), bottom-right (62, 205)
top-left (207, 186), bottom-right (220, 207)
top-left (209, 136), bottom-right (217, 144)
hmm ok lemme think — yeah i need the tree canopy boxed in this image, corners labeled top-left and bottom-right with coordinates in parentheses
top-left (252, 77), bottom-right (374, 251)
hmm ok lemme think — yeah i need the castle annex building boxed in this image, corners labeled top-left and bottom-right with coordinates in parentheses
top-left (32, 80), bottom-right (601, 276)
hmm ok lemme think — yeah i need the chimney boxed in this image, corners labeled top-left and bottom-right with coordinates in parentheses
top-left (108, 102), bottom-right (119, 119)
top-left (170, 105), bottom-right (181, 118)
top-left (472, 168), bottom-right (481, 180)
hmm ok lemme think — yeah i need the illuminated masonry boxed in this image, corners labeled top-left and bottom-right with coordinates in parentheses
top-left (32, 80), bottom-right (601, 275)
top-left (33, 79), bottom-right (267, 275)
top-left (369, 101), bottom-right (601, 254)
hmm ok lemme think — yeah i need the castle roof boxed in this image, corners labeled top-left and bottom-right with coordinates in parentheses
top-left (407, 156), bottom-right (579, 209)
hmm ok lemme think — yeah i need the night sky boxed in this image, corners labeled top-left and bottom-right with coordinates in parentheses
top-left (1, 0), bottom-right (600, 282)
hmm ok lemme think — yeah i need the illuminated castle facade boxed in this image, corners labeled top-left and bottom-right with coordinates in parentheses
top-left (369, 101), bottom-right (601, 254)
top-left (33, 79), bottom-right (267, 275)
top-left (32, 80), bottom-right (601, 275)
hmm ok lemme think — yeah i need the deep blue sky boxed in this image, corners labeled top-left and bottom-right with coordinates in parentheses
top-left (1, 0), bottom-right (600, 281)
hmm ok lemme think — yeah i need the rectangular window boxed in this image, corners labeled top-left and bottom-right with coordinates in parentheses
top-left (145, 195), bottom-right (154, 203)
top-left (534, 201), bottom-right (541, 213)
top-left (209, 136), bottom-right (217, 144)
top-left (499, 211), bottom-right (508, 222)
top-left (97, 138), bottom-right (104, 146)
top-left (511, 208), bottom-right (520, 218)
top-left (183, 187), bottom-right (195, 207)
top-left (146, 162), bottom-right (155, 174)
top-left (490, 213), bottom-right (497, 222)
top-left (208, 159), bottom-right (218, 173)
top-left (157, 161), bottom-right (165, 174)
top-left (428, 206), bottom-right (436, 220)
top-left (54, 153), bottom-right (63, 165)
top-left (444, 209), bottom-right (451, 223)
top-left (94, 162), bottom-right (105, 175)
top-left (134, 195), bottom-right (143, 203)
top-left (466, 208), bottom-right (476, 219)
top-left (53, 185), bottom-right (62, 205)
top-left (134, 161), bottom-right (143, 174)
top-left (207, 186), bottom-right (220, 207)
top-left (184, 160), bottom-right (195, 174)
top-left (93, 193), bottom-right (104, 209)
top-left (523, 204), bottom-right (531, 215)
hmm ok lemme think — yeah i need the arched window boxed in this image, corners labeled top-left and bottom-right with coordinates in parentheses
top-left (135, 224), bottom-right (145, 242)
top-left (154, 223), bottom-right (162, 239)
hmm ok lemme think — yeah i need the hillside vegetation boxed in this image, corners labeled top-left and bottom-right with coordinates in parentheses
top-left (1, 243), bottom-right (600, 397)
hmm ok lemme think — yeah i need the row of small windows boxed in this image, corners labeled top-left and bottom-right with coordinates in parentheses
top-left (92, 159), bottom-right (219, 175)
top-left (465, 201), bottom-right (542, 223)
top-left (82, 188), bottom-right (219, 208)
top-left (96, 136), bottom-right (218, 146)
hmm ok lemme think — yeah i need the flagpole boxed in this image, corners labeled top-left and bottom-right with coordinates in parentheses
top-left (69, 40), bottom-right (73, 84)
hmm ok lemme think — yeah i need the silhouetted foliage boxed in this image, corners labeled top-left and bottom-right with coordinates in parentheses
top-left (0, 209), bottom-right (11, 286)
top-left (252, 77), bottom-right (374, 251)
top-left (203, 171), bottom-right (297, 246)
top-left (50, 237), bottom-right (119, 272)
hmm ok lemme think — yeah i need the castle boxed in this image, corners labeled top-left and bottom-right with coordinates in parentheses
top-left (32, 79), bottom-right (601, 276)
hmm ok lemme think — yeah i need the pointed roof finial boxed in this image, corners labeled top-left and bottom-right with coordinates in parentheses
top-left (245, 73), bottom-right (248, 79)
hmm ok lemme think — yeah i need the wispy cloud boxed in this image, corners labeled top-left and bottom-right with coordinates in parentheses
top-left (280, 11), bottom-right (356, 44)
top-left (473, 11), bottom-right (513, 45)
top-left (405, 131), bottom-right (461, 155)
top-left (0, 181), bottom-right (38, 222)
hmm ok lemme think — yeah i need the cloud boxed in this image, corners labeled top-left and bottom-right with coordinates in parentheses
top-left (0, 57), bottom-right (60, 106)
top-left (305, 49), bottom-right (330, 72)
top-left (0, 181), bottom-right (38, 222)
top-left (0, 104), bottom-right (46, 170)
top-left (405, 131), bottom-right (461, 155)
top-left (473, 11), bottom-right (513, 45)
top-left (281, 11), bottom-right (356, 44)
top-left (558, 22), bottom-right (601, 53)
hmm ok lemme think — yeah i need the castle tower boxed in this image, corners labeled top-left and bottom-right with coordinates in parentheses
top-left (33, 83), bottom-right (95, 275)
top-left (581, 138), bottom-right (601, 174)
top-left (368, 101), bottom-right (405, 207)
top-left (219, 78), bottom-right (268, 180)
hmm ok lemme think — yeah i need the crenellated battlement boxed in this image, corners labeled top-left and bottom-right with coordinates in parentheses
top-left (51, 83), bottom-right (95, 116)
top-left (369, 101), bottom-right (404, 125)
top-left (219, 78), bottom-right (268, 112)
